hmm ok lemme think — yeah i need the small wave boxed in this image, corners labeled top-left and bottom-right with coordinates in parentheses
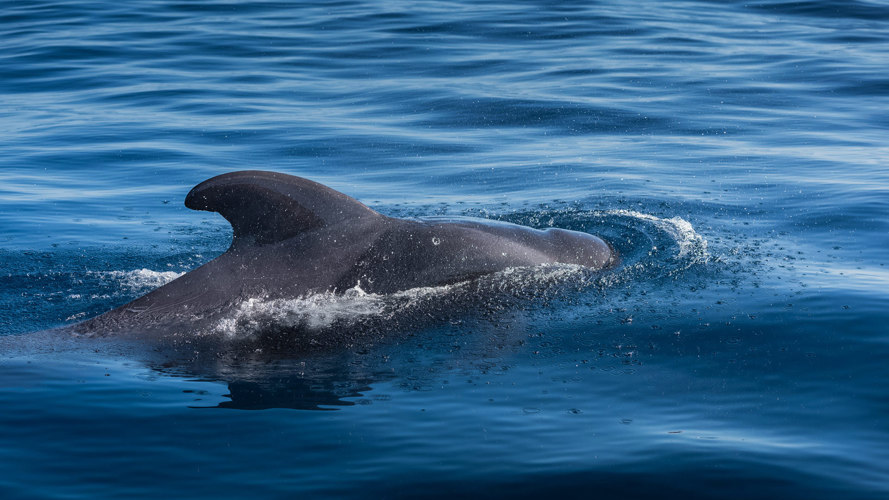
top-left (604, 210), bottom-right (709, 264)
top-left (503, 207), bottom-right (709, 274)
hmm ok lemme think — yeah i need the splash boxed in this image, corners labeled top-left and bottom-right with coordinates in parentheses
top-left (601, 209), bottom-right (709, 266)
top-left (96, 269), bottom-right (184, 293)
top-left (212, 282), bottom-right (455, 340)
top-left (210, 264), bottom-right (596, 341)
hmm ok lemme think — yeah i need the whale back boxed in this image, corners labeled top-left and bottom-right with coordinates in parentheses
top-left (184, 171), bottom-right (382, 246)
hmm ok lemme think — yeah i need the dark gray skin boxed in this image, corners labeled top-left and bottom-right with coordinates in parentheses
top-left (77, 171), bottom-right (616, 335)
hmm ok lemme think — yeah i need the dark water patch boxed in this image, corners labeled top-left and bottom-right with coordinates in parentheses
top-left (412, 96), bottom-right (674, 134)
top-left (832, 78), bottom-right (889, 97)
top-left (376, 459), bottom-right (879, 500)
top-left (744, 0), bottom-right (889, 21)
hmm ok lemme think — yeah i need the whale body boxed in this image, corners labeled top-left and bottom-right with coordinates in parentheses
top-left (76, 171), bottom-right (616, 335)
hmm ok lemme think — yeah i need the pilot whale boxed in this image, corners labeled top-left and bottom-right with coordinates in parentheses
top-left (76, 170), bottom-right (616, 335)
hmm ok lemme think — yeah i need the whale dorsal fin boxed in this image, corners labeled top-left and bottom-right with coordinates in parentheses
top-left (184, 170), bottom-right (381, 245)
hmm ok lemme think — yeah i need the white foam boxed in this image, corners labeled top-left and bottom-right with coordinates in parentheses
top-left (212, 282), bottom-right (454, 339)
top-left (482, 263), bottom-right (589, 292)
top-left (211, 264), bottom-right (593, 339)
top-left (605, 209), bottom-right (709, 264)
top-left (65, 311), bottom-right (86, 321)
top-left (96, 268), bottom-right (184, 293)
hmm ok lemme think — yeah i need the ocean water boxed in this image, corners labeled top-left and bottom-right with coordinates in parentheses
top-left (2, 0), bottom-right (888, 498)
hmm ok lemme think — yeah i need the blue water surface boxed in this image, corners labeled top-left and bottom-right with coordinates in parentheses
top-left (2, 0), bottom-right (888, 498)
